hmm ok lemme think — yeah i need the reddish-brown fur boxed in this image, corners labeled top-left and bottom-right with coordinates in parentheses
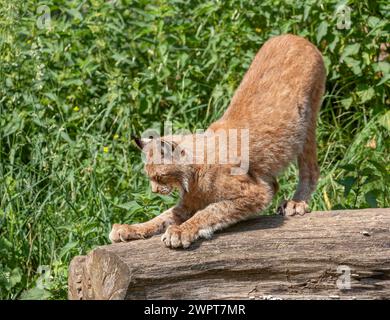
top-left (110, 34), bottom-right (326, 248)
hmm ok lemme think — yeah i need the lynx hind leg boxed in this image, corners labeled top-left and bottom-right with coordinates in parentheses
top-left (278, 129), bottom-right (319, 216)
top-left (278, 118), bottom-right (320, 216)
top-left (277, 199), bottom-right (310, 216)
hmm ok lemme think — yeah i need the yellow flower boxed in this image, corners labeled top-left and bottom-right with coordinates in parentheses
top-left (103, 146), bottom-right (109, 153)
top-left (73, 106), bottom-right (80, 112)
top-left (255, 28), bottom-right (261, 33)
top-left (366, 137), bottom-right (376, 149)
top-left (113, 134), bottom-right (119, 140)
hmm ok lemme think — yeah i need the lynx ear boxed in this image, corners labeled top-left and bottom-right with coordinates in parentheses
top-left (132, 136), bottom-right (152, 150)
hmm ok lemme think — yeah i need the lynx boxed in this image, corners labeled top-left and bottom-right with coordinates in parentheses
top-left (110, 34), bottom-right (326, 248)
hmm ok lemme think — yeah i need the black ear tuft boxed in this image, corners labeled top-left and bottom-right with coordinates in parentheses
top-left (132, 135), bottom-right (152, 150)
top-left (132, 135), bottom-right (143, 149)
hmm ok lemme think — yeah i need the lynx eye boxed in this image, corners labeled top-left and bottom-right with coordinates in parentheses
top-left (153, 175), bottom-right (167, 183)
top-left (150, 175), bottom-right (160, 183)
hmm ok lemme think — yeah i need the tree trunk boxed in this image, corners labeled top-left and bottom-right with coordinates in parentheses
top-left (68, 208), bottom-right (390, 300)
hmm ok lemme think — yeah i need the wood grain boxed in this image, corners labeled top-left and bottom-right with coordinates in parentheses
top-left (68, 208), bottom-right (390, 300)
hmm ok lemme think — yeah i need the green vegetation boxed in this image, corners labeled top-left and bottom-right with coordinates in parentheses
top-left (0, 0), bottom-right (389, 299)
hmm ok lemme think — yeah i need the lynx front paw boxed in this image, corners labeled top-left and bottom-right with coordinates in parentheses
top-left (161, 225), bottom-right (196, 249)
top-left (277, 200), bottom-right (310, 216)
top-left (109, 223), bottom-right (146, 243)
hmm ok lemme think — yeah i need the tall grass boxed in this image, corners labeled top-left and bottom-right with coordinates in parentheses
top-left (0, 0), bottom-right (389, 299)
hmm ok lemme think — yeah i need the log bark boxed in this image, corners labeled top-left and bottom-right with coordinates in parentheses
top-left (68, 208), bottom-right (390, 300)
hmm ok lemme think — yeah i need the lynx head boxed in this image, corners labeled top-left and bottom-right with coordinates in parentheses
top-left (133, 135), bottom-right (194, 195)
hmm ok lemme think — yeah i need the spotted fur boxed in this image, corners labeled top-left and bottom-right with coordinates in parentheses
top-left (110, 34), bottom-right (326, 248)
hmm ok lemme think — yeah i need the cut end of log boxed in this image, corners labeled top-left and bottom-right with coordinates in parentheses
top-left (68, 208), bottom-right (390, 300)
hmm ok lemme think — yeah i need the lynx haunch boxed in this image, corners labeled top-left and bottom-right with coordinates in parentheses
top-left (110, 34), bottom-right (326, 249)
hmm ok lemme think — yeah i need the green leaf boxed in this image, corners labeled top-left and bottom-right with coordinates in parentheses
top-left (377, 74), bottom-right (390, 86)
top-left (356, 86), bottom-right (375, 104)
top-left (340, 97), bottom-right (353, 109)
top-left (62, 79), bottom-right (83, 87)
top-left (9, 268), bottom-right (22, 289)
top-left (340, 43), bottom-right (360, 61)
top-left (365, 191), bottom-right (378, 208)
top-left (303, 5), bottom-right (311, 21)
top-left (332, 204), bottom-right (346, 210)
top-left (19, 287), bottom-right (51, 300)
top-left (66, 9), bottom-right (83, 21)
top-left (316, 21), bottom-right (328, 43)
top-left (362, 175), bottom-right (381, 185)
top-left (367, 16), bottom-right (381, 29)
top-left (378, 110), bottom-right (390, 131)
top-left (328, 35), bottom-right (339, 53)
top-left (0, 238), bottom-right (13, 255)
top-left (59, 241), bottom-right (78, 259)
top-left (337, 176), bottom-right (357, 197)
top-left (60, 131), bottom-right (74, 144)
top-left (339, 164), bottom-right (356, 172)
top-left (343, 57), bottom-right (361, 75)
top-left (375, 62), bottom-right (390, 75)
top-left (115, 200), bottom-right (142, 211)
top-left (323, 55), bottom-right (331, 75)
top-left (360, 167), bottom-right (374, 177)
top-left (368, 160), bottom-right (388, 175)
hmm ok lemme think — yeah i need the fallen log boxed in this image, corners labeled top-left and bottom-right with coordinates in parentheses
top-left (68, 208), bottom-right (390, 300)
